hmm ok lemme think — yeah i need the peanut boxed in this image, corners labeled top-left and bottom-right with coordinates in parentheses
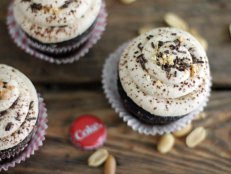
top-left (120, 0), bottom-right (137, 4)
top-left (138, 25), bottom-right (154, 35)
top-left (173, 123), bottom-right (192, 137)
top-left (88, 148), bottom-right (109, 167)
top-left (186, 127), bottom-right (207, 148)
top-left (194, 112), bottom-right (207, 120)
top-left (157, 134), bottom-right (175, 154)
top-left (189, 28), bottom-right (208, 50)
top-left (104, 155), bottom-right (116, 174)
top-left (164, 13), bottom-right (188, 31)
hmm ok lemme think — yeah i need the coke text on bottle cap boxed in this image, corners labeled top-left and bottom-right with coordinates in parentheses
top-left (70, 115), bottom-right (107, 150)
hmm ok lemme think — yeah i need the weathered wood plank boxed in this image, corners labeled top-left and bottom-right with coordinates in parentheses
top-left (2, 90), bottom-right (231, 174)
top-left (0, 0), bottom-right (231, 86)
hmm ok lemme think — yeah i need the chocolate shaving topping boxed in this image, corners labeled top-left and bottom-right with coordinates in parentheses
top-left (191, 54), bottom-right (204, 64)
top-left (169, 44), bottom-right (176, 50)
top-left (164, 50), bottom-right (170, 54)
top-left (136, 54), bottom-right (147, 71)
top-left (5, 122), bottom-right (14, 131)
top-left (29, 101), bottom-right (34, 110)
top-left (21, 0), bottom-right (31, 2)
top-left (156, 52), bottom-right (163, 58)
top-left (174, 71), bottom-right (177, 77)
top-left (27, 117), bottom-right (37, 122)
top-left (0, 111), bottom-right (7, 118)
top-left (151, 42), bottom-right (155, 49)
top-left (173, 39), bottom-right (181, 51)
top-left (59, 25), bottom-right (68, 28)
top-left (3, 82), bottom-right (7, 88)
top-left (15, 112), bottom-right (21, 121)
top-left (30, 3), bottom-right (42, 12)
top-left (60, 0), bottom-right (73, 9)
top-left (146, 35), bottom-right (154, 40)
top-left (196, 60), bottom-right (204, 64)
top-left (174, 58), bottom-right (191, 71)
top-left (178, 50), bottom-right (187, 54)
top-left (137, 43), bottom-right (143, 51)
top-left (158, 41), bottom-right (164, 48)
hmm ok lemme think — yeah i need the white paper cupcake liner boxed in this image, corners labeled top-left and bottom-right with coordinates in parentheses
top-left (0, 94), bottom-right (48, 172)
top-left (102, 43), bottom-right (212, 135)
top-left (7, 1), bottom-right (107, 64)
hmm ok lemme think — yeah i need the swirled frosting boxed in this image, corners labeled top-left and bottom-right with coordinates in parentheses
top-left (13, 0), bottom-right (102, 43)
top-left (0, 64), bottom-right (38, 151)
top-left (119, 27), bottom-right (210, 117)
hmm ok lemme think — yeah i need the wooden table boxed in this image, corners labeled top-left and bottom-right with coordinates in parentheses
top-left (1, 0), bottom-right (231, 173)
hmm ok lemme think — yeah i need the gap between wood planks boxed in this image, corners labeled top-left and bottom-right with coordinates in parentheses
top-left (34, 82), bottom-right (231, 92)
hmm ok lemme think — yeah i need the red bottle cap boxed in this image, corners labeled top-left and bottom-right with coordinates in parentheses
top-left (70, 115), bottom-right (107, 150)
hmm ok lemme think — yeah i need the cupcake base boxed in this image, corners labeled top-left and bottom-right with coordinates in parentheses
top-left (117, 78), bottom-right (185, 125)
top-left (0, 94), bottom-right (48, 172)
top-left (7, 1), bottom-right (107, 64)
top-left (26, 21), bottom-right (97, 58)
top-left (30, 38), bottom-right (89, 59)
top-left (102, 43), bottom-right (211, 135)
top-left (0, 128), bottom-right (36, 162)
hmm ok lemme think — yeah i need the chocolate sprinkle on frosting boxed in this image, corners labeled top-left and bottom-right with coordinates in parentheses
top-left (138, 43), bottom-right (143, 51)
top-left (3, 82), bottom-right (7, 88)
top-left (30, 3), bottom-right (42, 12)
top-left (158, 41), bottom-right (164, 48)
top-left (5, 122), bottom-right (14, 131)
top-left (146, 35), bottom-right (154, 40)
top-left (136, 54), bottom-right (147, 71)
top-left (60, 0), bottom-right (73, 9)
top-left (26, 117), bottom-right (37, 122)
top-left (21, 0), bottom-right (31, 2)
top-left (151, 42), bottom-right (155, 49)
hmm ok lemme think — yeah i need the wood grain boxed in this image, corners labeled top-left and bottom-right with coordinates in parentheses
top-left (0, 0), bottom-right (231, 86)
top-left (2, 89), bottom-right (231, 174)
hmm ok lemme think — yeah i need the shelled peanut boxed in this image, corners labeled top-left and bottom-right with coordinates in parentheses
top-left (88, 148), bottom-right (117, 174)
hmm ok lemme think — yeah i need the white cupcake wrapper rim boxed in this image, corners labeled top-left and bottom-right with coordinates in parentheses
top-left (102, 43), bottom-right (212, 135)
top-left (0, 94), bottom-right (48, 172)
top-left (6, 1), bottom-right (107, 64)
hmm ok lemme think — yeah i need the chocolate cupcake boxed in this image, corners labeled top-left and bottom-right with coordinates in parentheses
top-left (0, 64), bottom-right (39, 162)
top-left (118, 27), bottom-right (211, 125)
top-left (12, 0), bottom-right (103, 59)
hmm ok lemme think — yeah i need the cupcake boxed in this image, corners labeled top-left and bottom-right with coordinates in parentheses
top-left (0, 64), bottom-right (44, 164)
top-left (9, 0), bottom-right (106, 63)
top-left (103, 27), bottom-right (211, 134)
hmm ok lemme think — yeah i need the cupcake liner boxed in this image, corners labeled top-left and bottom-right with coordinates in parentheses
top-left (0, 94), bottom-right (48, 172)
top-left (102, 43), bottom-right (212, 135)
top-left (26, 30), bottom-right (92, 54)
top-left (6, 1), bottom-right (107, 64)
top-left (0, 130), bottom-right (35, 161)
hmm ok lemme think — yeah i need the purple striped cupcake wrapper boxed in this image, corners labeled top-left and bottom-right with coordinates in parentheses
top-left (0, 94), bottom-right (48, 172)
top-left (102, 43), bottom-right (212, 136)
top-left (7, 1), bottom-right (107, 64)
top-left (26, 31), bottom-right (93, 54)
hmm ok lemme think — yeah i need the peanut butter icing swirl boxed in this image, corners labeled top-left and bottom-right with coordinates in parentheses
top-left (13, 0), bottom-right (102, 43)
top-left (0, 64), bottom-right (38, 150)
top-left (119, 28), bottom-right (210, 117)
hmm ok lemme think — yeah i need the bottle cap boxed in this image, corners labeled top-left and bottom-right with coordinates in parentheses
top-left (70, 115), bottom-right (107, 150)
